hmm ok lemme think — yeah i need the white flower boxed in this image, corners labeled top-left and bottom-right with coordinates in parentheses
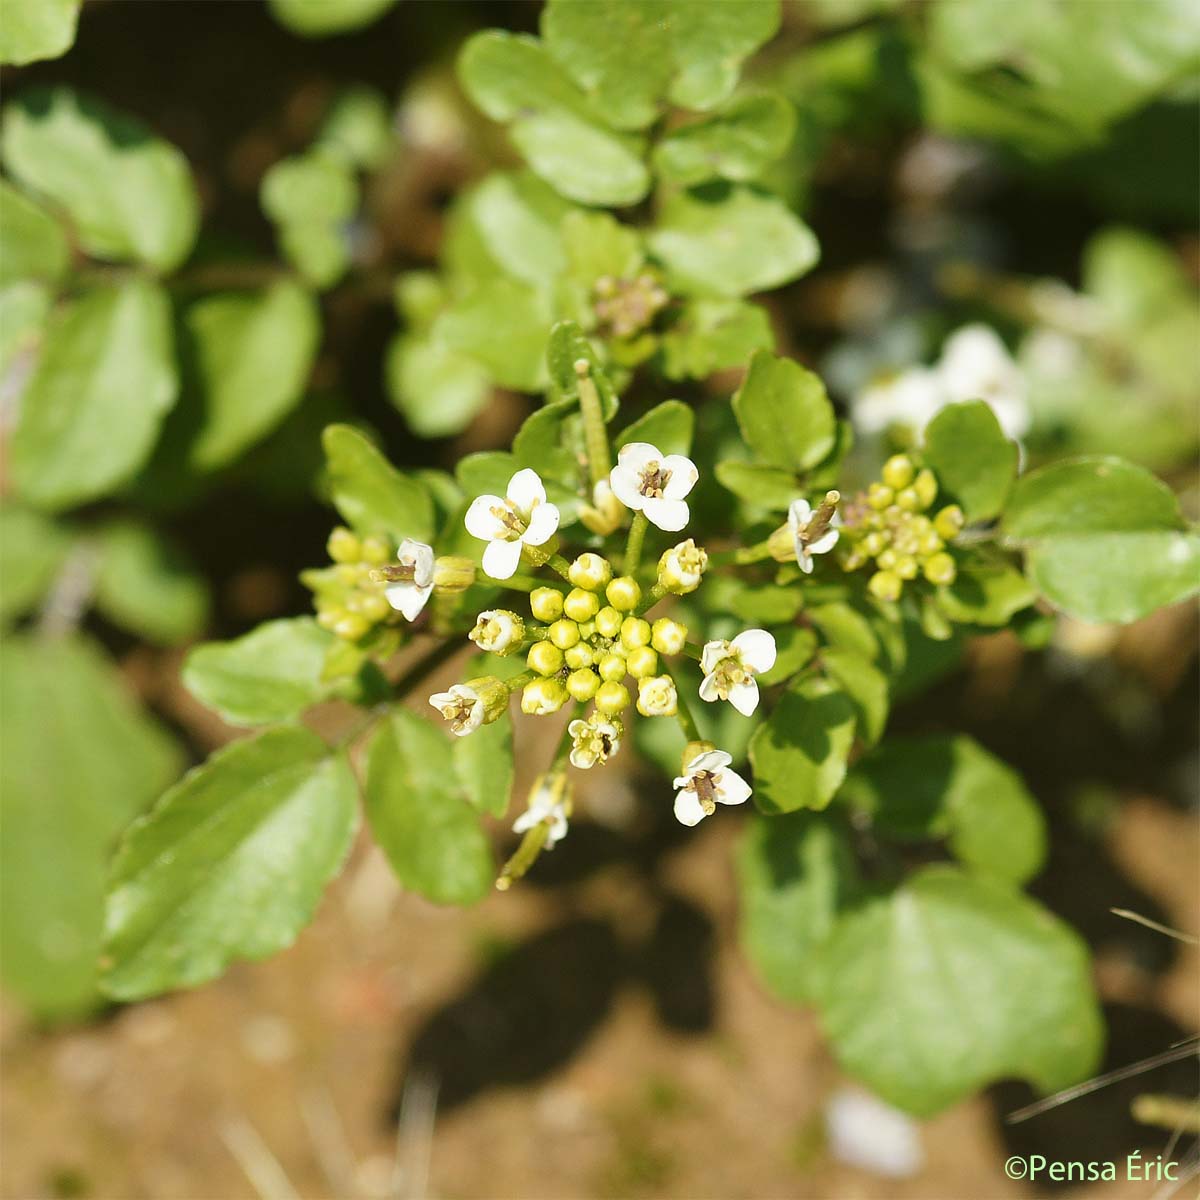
top-left (825, 1088), bottom-right (923, 1178)
top-left (672, 748), bottom-right (752, 827)
top-left (513, 776), bottom-right (570, 848)
top-left (936, 324), bottom-right (1031, 439)
top-left (853, 366), bottom-right (942, 436)
top-left (658, 538), bottom-right (708, 593)
top-left (787, 499), bottom-right (841, 574)
top-left (384, 538), bottom-right (435, 620)
top-left (468, 609), bottom-right (523, 654)
top-left (636, 675), bottom-right (678, 717)
top-left (428, 683), bottom-right (484, 736)
top-left (568, 714), bottom-right (621, 770)
top-left (464, 468), bottom-right (560, 580)
top-left (698, 629), bottom-right (776, 716)
top-left (609, 442), bottom-right (698, 532)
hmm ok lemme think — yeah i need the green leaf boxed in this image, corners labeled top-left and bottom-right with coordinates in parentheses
top-left (458, 32), bottom-right (650, 207)
top-left (541, 0), bottom-right (782, 127)
top-left (266, 0), bottom-right (398, 36)
top-left (322, 424), bottom-right (435, 543)
top-left (546, 320), bottom-right (619, 417)
top-left (936, 557), bottom-right (1036, 626)
top-left (182, 618), bottom-right (339, 726)
top-left (1083, 225), bottom-right (1192, 328)
top-left (261, 151), bottom-right (358, 225)
top-left (10, 281), bottom-right (177, 511)
top-left (453, 714), bottom-right (514, 818)
top-left (923, 401), bottom-right (1017, 522)
top-left (615, 399), bottom-right (694, 456)
top-left (737, 811), bottom-right (862, 1004)
top-left (2, 87), bottom-right (199, 271)
top-left (433, 278), bottom-right (552, 391)
top-left (0, 505), bottom-right (71, 625)
top-left (102, 726), bottom-right (358, 1000)
top-left (649, 184), bottom-right (819, 298)
top-left (840, 734), bottom-right (1047, 885)
top-left (1003, 456), bottom-right (1199, 622)
top-left (749, 676), bottom-right (857, 813)
top-left (386, 334), bottom-right (492, 438)
top-left (757, 625), bottom-right (818, 685)
top-left (278, 220), bottom-right (351, 289)
top-left (0, 179), bottom-right (68, 285)
top-left (316, 86), bottom-right (393, 170)
top-left (94, 520), bottom-right (209, 646)
top-left (561, 209), bottom-right (643, 286)
top-left (659, 298), bottom-right (774, 380)
top-left (809, 598), bottom-right (905, 673)
top-left (821, 646), bottom-right (889, 746)
top-left (732, 350), bottom-right (836, 472)
top-left (460, 171), bottom-right (574, 287)
top-left (713, 460), bottom-right (797, 511)
top-left (0, 281), bottom-right (51, 382)
top-left (0, 0), bottom-right (80, 66)
top-left (655, 92), bottom-right (795, 185)
top-left (184, 281), bottom-right (320, 469)
top-left (365, 710), bottom-right (494, 905)
top-left (816, 866), bottom-right (1102, 1116)
top-left (2, 635), bottom-right (181, 1018)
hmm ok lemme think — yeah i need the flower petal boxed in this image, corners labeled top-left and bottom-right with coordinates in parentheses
top-left (797, 551), bottom-right (815, 574)
top-left (386, 581), bottom-right (432, 621)
top-left (398, 538), bottom-right (435, 587)
top-left (523, 500), bottom-right (560, 546)
top-left (728, 679), bottom-right (761, 716)
top-left (715, 768), bottom-right (752, 806)
top-left (809, 528), bottom-right (839, 555)
top-left (660, 455), bottom-right (698, 500)
top-left (617, 442), bottom-right (660, 472)
top-left (688, 749), bottom-right (732, 775)
top-left (673, 790), bottom-right (707, 827)
top-left (608, 465), bottom-right (645, 511)
top-left (700, 640), bottom-right (728, 674)
top-left (642, 495), bottom-right (689, 532)
top-left (465, 495), bottom-right (507, 540)
top-left (506, 467), bottom-right (547, 512)
top-left (482, 538), bottom-right (523, 580)
top-left (512, 810), bottom-right (537, 834)
top-left (788, 498), bottom-right (812, 532)
top-left (732, 628), bottom-right (777, 674)
top-left (698, 672), bottom-right (721, 704)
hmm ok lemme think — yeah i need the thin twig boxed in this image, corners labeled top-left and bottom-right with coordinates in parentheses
top-left (219, 1115), bottom-right (301, 1200)
top-left (1111, 908), bottom-right (1199, 945)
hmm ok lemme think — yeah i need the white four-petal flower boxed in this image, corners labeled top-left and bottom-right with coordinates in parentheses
top-left (568, 714), bottom-right (621, 770)
top-left (787, 499), bottom-right (841, 574)
top-left (384, 538), bottom-right (435, 620)
top-left (609, 442), bottom-right (698, 532)
top-left (672, 749), bottom-right (752, 827)
top-left (428, 683), bottom-right (484, 736)
top-left (512, 777), bottom-right (570, 847)
top-left (698, 629), bottom-right (777, 716)
top-left (464, 468), bottom-right (560, 580)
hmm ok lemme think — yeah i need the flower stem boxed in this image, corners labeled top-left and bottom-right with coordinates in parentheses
top-left (575, 359), bottom-right (610, 489)
top-left (624, 511), bottom-right (649, 576)
top-left (496, 821), bottom-right (549, 891)
top-left (708, 539), bottom-right (774, 567)
top-left (673, 686), bottom-right (702, 743)
top-left (547, 553), bottom-right (574, 581)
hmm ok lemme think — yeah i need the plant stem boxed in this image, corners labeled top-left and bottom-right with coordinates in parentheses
top-left (575, 359), bottom-right (610, 489)
top-left (673, 687), bottom-right (702, 744)
top-left (547, 553), bottom-right (574, 581)
top-left (708, 539), bottom-right (774, 567)
top-left (624, 511), bottom-right (649, 576)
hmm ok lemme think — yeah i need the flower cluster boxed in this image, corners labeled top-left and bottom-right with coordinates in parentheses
top-left (838, 455), bottom-right (962, 601)
top-left (306, 527), bottom-right (403, 641)
top-left (593, 271), bottom-right (670, 341)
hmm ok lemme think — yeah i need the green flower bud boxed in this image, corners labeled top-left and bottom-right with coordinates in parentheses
top-left (598, 653), bottom-right (627, 682)
top-left (567, 668), bottom-right (601, 702)
top-left (567, 553), bottom-right (612, 591)
top-left (867, 482), bottom-right (894, 510)
top-left (620, 616), bottom-right (652, 650)
top-left (625, 645), bottom-right (659, 679)
top-left (595, 680), bottom-right (630, 715)
top-left (881, 455), bottom-right (915, 490)
top-left (868, 570), bottom-right (902, 602)
top-left (334, 613), bottom-right (370, 640)
top-left (606, 575), bottom-right (642, 612)
top-left (564, 642), bottom-right (594, 670)
top-left (563, 587), bottom-right (601, 622)
top-left (923, 552), bottom-right (957, 586)
top-left (522, 677), bottom-right (567, 716)
top-left (548, 618), bottom-right (581, 649)
top-left (328, 526), bottom-right (361, 564)
top-left (895, 487), bottom-right (920, 512)
top-left (527, 640), bottom-right (564, 677)
top-left (893, 554), bottom-right (919, 581)
top-left (877, 548), bottom-right (898, 571)
top-left (530, 587), bottom-right (564, 623)
top-left (933, 505), bottom-right (965, 540)
top-left (913, 468), bottom-right (938, 510)
top-left (433, 555), bottom-right (476, 593)
top-left (361, 535), bottom-right (391, 565)
top-left (359, 593), bottom-right (391, 622)
top-left (595, 605), bottom-right (623, 638)
top-left (861, 531), bottom-right (887, 557)
top-left (651, 618), bottom-right (687, 656)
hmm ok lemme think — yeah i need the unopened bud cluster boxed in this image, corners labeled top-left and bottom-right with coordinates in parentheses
top-left (839, 456), bottom-right (963, 602)
top-left (593, 271), bottom-right (669, 340)
top-left (305, 527), bottom-right (397, 641)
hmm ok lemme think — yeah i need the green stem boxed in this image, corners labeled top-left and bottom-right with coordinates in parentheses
top-left (575, 360), bottom-right (610, 489)
top-left (708, 539), bottom-right (774, 567)
top-left (504, 574), bottom-right (542, 593)
top-left (547, 553), bottom-right (574, 581)
top-left (496, 822), bottom-right (549, 891)
top-left (624, 511), bottom-right (649, 576)
top-left (670, 674), bottom-right (702, 743)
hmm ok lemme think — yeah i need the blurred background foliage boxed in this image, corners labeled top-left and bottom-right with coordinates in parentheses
top-left (0, 0), bottom-right (1196, 1037)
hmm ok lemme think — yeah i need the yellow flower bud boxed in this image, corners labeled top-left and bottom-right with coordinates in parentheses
top-left (579, 479), bottom-right (624, 537)
top-left (933, 505), bottom-right (965, 540)
top-left (881, 454), bottom-right (915, 490)
top-left (567, 552), bottom-right (612, 591)
top-left (893, 554), bottom-right (919, 581)
top-left (625, 645), bottom-right (659, 679)
top-left (567, 668), bottom-right (601, 702)
top-left (530, 587), bottom-right (564, 622)
top-left (913, 468), bottom-right (938, 510)
top-left (923, 552), bottom-right (957, 586)
top-left (522, 677), bottom-right (567, 715)
top-left (651, 618), bottom-right (687, 656)
top-left (868, 570), bottom-right (903, 602)
top-left (595, 680), bottom-right (630, 715)
top-left (598, 653), bottom-right (627, 682)
top-left (595, 605), bottom-right (623, 638)
top-left (327, 526), bottom-right (361, 564)
top-left (895, 487), bottom-right (920, 511)
top-left (606, 575), bottom-right (642, 612)
top-left (359, 593), bottom-right (391, 622)
top-left (334, 613), bottom-right (370, 640)
top-left (564, 642), bottom-right (594, 670)
top-left (433, 555), bottom-right (476, 593)
top-left (877, 548), bottom-right (898, 570)
top-left (620, 616), bottom-right (651, 649)
top-left (361, 535), bottom-right (391, 565)
top-left (867, 482), bottom-right (894, 510)
top-left (563, 587), bottom-right (600, 622)
top-left (548, 618), bottom-right (581, 649)
top-left (527, 640), bottom-right (564, 677)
